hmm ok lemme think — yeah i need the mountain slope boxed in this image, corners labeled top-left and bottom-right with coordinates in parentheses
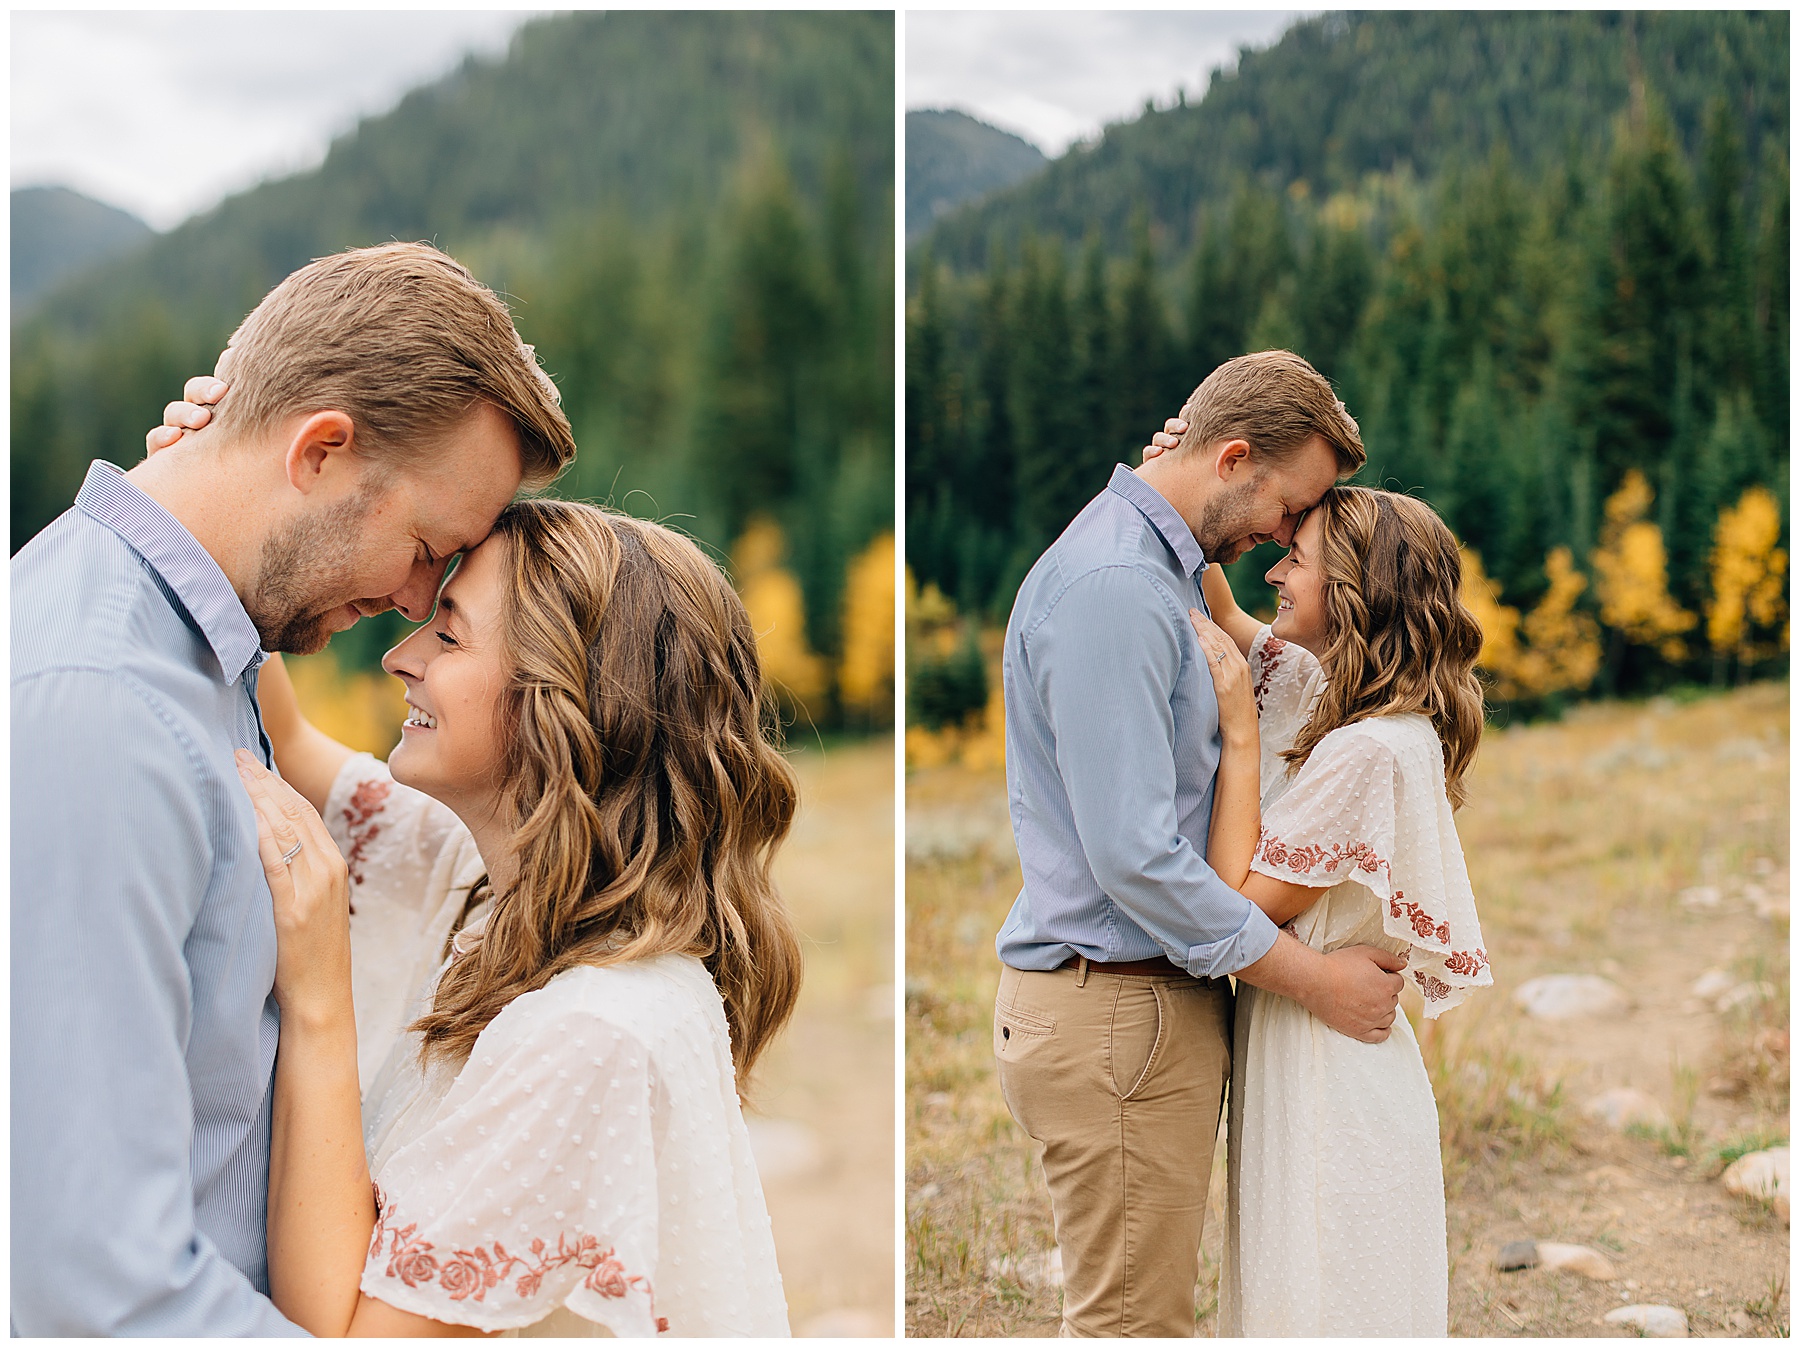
top-left (11, 186), bottom-right (152, 315)
top-left (922, 10), bottom-right (1787, 268)
top-left (906, 110), bottom-right (1046, 243)
top-left (32, 10), bottom-right (893, 340)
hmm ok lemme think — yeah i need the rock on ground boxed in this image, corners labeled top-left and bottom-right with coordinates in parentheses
top-left (988, 1248), bottom-right (1063, 1289)
top-left (1537, 1242), bottom-right (1619, 1280)
top-left (1603, 1304), bottom-right (1689, 1336)
top-left (1721, 1146), bottom-right (1790, 1222)
top-left (1583, 1087), bottom-right (1669, 1131)
top-left (1513, 973), bottom-right (1629, 1019)
top-left (1494, 1239), bottom-right (1540, 1271)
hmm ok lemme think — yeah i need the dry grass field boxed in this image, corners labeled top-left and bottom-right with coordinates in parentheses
top-left (755, 738), bottom-right (897, 1337)
top-left (905, 683), bottom-right (1788, 1337)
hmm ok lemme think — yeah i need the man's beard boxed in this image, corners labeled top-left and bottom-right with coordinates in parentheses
top-left (1193, 476), bottom-right (1267, 563)
top-left (246, 490), bottom-right (378, 655)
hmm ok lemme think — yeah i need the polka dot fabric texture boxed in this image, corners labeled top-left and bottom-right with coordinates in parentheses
top-left (326, 757), bottom-right (790, 1337)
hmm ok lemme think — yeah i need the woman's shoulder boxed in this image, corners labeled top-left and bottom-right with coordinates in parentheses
top-left (477, 953), bottom-right (726, 1063)
top-left (1314, 712), bottom-right (1439, 761)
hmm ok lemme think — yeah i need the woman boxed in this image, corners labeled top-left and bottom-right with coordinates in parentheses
top-left (1181, 479), bottom-right (1493, 1335)
top-left (233, 497), bottom-right (802, 1336)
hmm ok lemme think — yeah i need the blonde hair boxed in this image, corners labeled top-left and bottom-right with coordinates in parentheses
top-left (209, 242), bottom-right (575, 489)
top-left (1174, 349), bottom-right (1365, 475)
top-left (1286, 486), bottom-right (1486, 808)
top-left (413, 500), bottom-right (803, 1083)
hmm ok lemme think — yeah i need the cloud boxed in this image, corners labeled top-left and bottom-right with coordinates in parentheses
top-left (12, 11), bottom-right (533, 229)
top-left (906, 10), bottom-right (1308, 156)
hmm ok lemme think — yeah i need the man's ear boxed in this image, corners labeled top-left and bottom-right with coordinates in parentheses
top-left (1213, 437), bottom-right (1253, 482)
top-left (283, 411), bottom-right (359, 495)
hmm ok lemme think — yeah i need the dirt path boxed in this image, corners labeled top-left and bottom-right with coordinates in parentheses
top-left (756, 739), bottom-right (896, 1336)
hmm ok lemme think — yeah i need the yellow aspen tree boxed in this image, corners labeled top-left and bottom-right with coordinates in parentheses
top-left (837, 532), bottom-right (895, 726)
top-left (1706, 485), bottom-right (1789, 674)
top-left (1458, 547), bottom-right (1524, 696)
top-left (1513, 547), bottom-right (1603, 697)
top-left (1589, 469), bottom-right (1697, 661)
top-left (1460, 546), bottom-right (1601, 700)
top-left (732, 516), bottom-right (829, 714)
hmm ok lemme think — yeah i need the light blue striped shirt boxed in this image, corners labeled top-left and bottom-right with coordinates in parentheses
top-left (12, 461), bottom-right (305, 1335)
top-left (996, 464), bottom-right (1281, 978)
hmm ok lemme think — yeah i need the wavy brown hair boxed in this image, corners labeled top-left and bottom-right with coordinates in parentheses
top-left (412, 500), bottom-right (803, 1083)
top-left (1284, 486), bottom-right (1487, 808)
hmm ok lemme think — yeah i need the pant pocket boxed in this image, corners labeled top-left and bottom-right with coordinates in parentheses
top-left (994, 997), bottom-right (1056, 1062)
top-left (1107, 980), bottom-right (1167, 1100)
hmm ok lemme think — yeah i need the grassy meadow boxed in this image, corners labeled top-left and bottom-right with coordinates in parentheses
top-left (905, 681), bottom-right (1788, 1337)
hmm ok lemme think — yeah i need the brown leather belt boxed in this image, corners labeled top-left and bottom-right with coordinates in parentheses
top-left (1058, 955), bottom-right (1187, 978)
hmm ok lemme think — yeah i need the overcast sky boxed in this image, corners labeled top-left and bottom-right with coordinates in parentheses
top-left (907, 10), bottom-right (1309, 157)
top-left (12, 11), bottom-right (537, 230)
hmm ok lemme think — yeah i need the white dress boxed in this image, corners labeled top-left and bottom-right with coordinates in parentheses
top-left (323, 754), bottom-right (790, 1337)
top-left (1219, 629), bottom-right (1492, 1337)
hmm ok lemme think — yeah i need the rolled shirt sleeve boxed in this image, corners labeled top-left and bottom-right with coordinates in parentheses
top-left (10, 671), bottom-right (303, 1336)
top-left (1027, 566), bottom-right (1280, 977)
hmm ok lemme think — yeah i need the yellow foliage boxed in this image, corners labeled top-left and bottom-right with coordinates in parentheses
top-left (286, 651), bottom-right (409, 756)
top-left (1589, 469), bottom-right (1696, 660)
top-left (1459, 548), bottom-right (1522, 676)
top-left (732, 516), bottom-right (829, 714)
top-left (1514, 548), bottom-right (1603, 697)
top-left (839, 532), bottom-right (896, 725)
top-left (1706, 486), bottom-right (1789, 662)
top-left (902, 574), bottom-right (1006, 771)
top-left (1461, 545), bottom-right (1601, 701)
top-left (905, 568), bottom-right (958, 636)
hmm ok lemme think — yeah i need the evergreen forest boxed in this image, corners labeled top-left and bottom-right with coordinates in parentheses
top-left (907, 10), bottom-right (1788, 715)
top-left (14, 11), bottom-right (894, 729)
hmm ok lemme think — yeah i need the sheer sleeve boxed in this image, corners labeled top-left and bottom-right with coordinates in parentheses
top-left (1248, 625), bottom-right (1326, 807)
top-left (1249, 719), bottom-right (1492, 1016)
top-left (360, 994), bottom-right (669, 1336)
top-left (323, 753), bottom-right (483, 1089)
top-left (322, 753), bottom-right (464, 916)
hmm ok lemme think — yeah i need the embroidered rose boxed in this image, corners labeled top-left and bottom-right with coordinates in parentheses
top-left (341, 778), bottom-right (392, 891)
top-left (369, 1195), bottom-right (667, 1330)
top-left (394, 1245), bottom-right (438, 1289)
top-left (1252, 644), bottom-right (1285, 711)
top-left (438, 1255), bottom-right (486, 1301)
top-left (1444, 948), bottom-right (1490, 977)
top-left (584, 1250), bottom-right (632, 1300)
top-left (1417, 972), bottom-right (1452, 1000)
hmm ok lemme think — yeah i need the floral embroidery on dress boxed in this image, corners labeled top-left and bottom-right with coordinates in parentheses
top-left (1256, 831), bottom-right (1393, 889)
top-left (1252, 637), bottom-right (1289, 712)
top-left (1415, 972), bottom-right (1453, 1001)
top-left (341, 779), bottom-right (392, 895)
top-left (370, 1186), bottom-right (668, 1332)
top-left (1386, 894), bottom-right (1449, 944)
top-left (1256, 830), bottom-right (1488, 981)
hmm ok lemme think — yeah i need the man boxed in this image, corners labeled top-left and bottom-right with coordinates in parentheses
top-left (12, 242), bottom-right (576, 1335)
top-left (992, 350), bottom-right (1407, 1337)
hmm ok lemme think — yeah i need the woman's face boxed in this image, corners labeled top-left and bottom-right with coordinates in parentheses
top-left (1264, 507), bottom-right (1329, 652)
top-left (382, 535), bottom-right (511, 818)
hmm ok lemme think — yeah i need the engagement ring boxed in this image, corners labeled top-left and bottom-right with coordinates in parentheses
top-left (279, 839), bottom-right (303, 866)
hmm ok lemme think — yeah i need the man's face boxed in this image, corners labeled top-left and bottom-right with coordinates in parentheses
top-left (1192, 434), bottom-right (1341, 564)
top-left (246, 403), bottom-right (524, 654)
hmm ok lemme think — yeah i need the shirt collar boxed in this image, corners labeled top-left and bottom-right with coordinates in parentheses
top-left (75, 460), bottom-right (267, 685)
top-left (1106, 463), bottom-right (1210, 579)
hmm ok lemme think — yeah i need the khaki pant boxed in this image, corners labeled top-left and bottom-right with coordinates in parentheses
top-left (994, 961), bottom-right (1232, 1338)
